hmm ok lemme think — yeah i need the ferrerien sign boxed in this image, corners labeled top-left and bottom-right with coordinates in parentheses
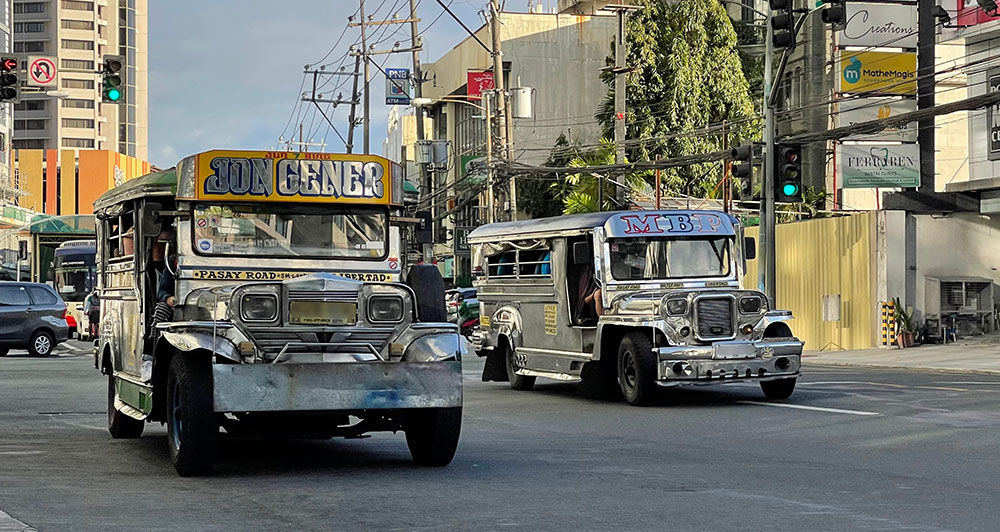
top-left (841, 3), bottom-right (917, 48)
top-left (838, 143), bottom-right (920, 188)
top-left (837, 98), bottom-right (918, 142)
top-left (837, 51), bottom-right (916, 95)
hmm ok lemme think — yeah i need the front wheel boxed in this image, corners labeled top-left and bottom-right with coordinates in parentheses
top-left (505, 344), bottom-right (535, 391)
top-left (107, 374), bottom-right (144, 438)
top-left (405, 407), bottom-right (462, 466)
top-left (618, 332), bottom-right (657, 406)
top-left (28, 330), bottom-right (54, 357)
top-left (166, 354), bottom-right (217, 477)
top-left (760, 378), bottom-right (797, 400)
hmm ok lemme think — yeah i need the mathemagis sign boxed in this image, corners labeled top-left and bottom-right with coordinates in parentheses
top-left (837, 51), bottom-right (916, 95)
top-left (841, 3), bottom-right (918, 48)
top-left (838, 144), bottom-right (920, 188)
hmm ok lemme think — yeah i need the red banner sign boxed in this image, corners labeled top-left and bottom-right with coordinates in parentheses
top-left (467, 70), bottom-right (495, 100)
top-left (958, 0), bottom-right (1000, 27)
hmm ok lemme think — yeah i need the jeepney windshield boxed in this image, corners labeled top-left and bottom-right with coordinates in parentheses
top-left (192, 203), bottom-right (387, 259)
top-left (609, 237), bottom-right (731, 280)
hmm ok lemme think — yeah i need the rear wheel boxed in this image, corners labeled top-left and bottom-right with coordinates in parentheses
top-left (107, 374), bottom-right (144, 438)
top-left (618, 332), bottom-right (657, 406)
top-left (405, 407), bottom-right (462, 466)
top-left (407, 264), bottom-right (447, 322)
top-left (28, 330), bottom-right (54, 357)
top-left (166, 354), bottom-right (217, 477)
top-left (505, 343), bottom-right (535, 391)
top-left (760, 378), bottom-right (797, 400)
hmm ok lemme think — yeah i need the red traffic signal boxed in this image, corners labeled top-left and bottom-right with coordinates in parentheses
top-left (1, 57), bottom-right (16, 72)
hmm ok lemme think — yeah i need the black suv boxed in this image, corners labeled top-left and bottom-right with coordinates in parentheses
top-left (0, 282), bottom-right (69, 357)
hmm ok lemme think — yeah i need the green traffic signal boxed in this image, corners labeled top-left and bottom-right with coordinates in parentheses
top-left (106, 88), bottom-right (121, 101)
top-left (782, 182), bottom-right (800, 197)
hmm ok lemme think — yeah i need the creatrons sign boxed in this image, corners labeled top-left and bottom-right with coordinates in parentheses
top-left (605, 212), bottom-right (736, 238)
top-left (840, 3), bottom-right (918, 48)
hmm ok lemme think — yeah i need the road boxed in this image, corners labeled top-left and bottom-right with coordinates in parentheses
top-left (2, 340), bottom-right (1000, 531)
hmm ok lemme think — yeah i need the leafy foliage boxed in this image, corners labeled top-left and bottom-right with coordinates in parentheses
top-left (558, 139), bottom-right (651, 214)
top-left (517, 134), bottom-right (575, 219)
top-left (595, 0), bottom-right (762, 196)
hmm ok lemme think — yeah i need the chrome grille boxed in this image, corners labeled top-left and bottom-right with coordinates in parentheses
top-left (288, 290), bottom-right (358, 302)
top-left (696, 298), bottom-right (734, 339)
top-left (247, 327), bottom-right (394, 357)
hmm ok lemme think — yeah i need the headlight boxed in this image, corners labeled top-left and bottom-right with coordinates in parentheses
top-left (368, 295), bottom-right (404, 322)
top-left (739, 296), bottom-right (763, 314)
top-left (665, 298), bottom-right (689, 316)
top-left (241, 293), bottom-right (278, 322)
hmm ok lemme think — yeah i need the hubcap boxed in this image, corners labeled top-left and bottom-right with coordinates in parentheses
top-left (35, 335), bottom-right (50, 354)
top-left (171, 381), bottom-right (182, 450)
top-left (622, 351), bottom-right (637, 391)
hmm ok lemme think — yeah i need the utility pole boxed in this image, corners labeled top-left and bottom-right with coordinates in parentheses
top-left (347, 55), bottom-right (362, 153)
top-left (489, 0), bottom-right (513, 221)
top-left (761, 9), bottom-right (776, 303)
top-left (602, 4), bottom-right (641, 207)
top-left (409, 0), bottom-right (432, 262)
top-left (360, 0), bottom-right (370, 154)
top-left (916, 0), bottom-right (935, 191)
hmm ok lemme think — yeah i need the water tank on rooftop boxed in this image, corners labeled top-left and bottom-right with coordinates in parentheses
top-left (511, 87), bottom-right (534, 119)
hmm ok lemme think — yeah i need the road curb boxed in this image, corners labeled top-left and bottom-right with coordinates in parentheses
top-left (805, 359), bottom-right (1000, 376)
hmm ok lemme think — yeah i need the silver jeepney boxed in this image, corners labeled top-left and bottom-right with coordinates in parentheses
top-left (94, 150), bottom-right (462, 476)
top-left (468, 210), bottom-right (802, 406)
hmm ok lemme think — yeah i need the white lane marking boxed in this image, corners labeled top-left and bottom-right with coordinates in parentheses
top-left (936, 381), bottom-right (1000, 385)
top-left (736, 400), bottom-right (881, 416)
top-left (0, 509), bottom-right (35, 532)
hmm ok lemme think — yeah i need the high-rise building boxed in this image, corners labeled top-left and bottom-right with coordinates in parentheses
top-left (11, 0), bottom-right (147, 161)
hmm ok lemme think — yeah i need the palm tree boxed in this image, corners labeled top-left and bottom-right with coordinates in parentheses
top-left (557, 138), bottom-right (651, 214)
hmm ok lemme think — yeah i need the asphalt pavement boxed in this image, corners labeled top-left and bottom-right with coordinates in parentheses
top-left (3, 340), bottom-right (1000, 531)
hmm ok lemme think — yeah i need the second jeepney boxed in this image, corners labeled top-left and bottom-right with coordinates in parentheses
top-left (93, 150), bottom-right (462, 476)
top-left (468, 210), bottom-right (803, 406)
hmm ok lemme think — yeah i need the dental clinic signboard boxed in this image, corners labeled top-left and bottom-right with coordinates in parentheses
top-left (838, 143), bottom-right (920, 188)
top-left (840, 3), bottom-right (918, 48)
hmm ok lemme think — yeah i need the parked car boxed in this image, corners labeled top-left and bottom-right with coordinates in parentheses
top-left (446, 287), bottom-right (479, 338)
top-left (0, 281), bottom-right (69, 357)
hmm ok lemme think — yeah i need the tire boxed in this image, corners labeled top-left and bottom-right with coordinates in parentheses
top-left (405, 407), bottom-right (462, 466)
top-left (0, 349), bottom-right (7, 357)
top-left (28, 330), bottom-right (54, 357)
top-left (407, 264), bottom-right (447, 322)
top-left (760, 378), bottom-right (797, 400)
top-left (618, 332), bottom-right (657, 406)
top-left (166, 354), bottom-right (217, 477)
top-left (505, 343), bottom-right (535, 391)
top-left (107, 374), bottom-right (144, 438)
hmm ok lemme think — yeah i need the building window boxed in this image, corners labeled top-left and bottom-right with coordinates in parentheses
top-left (62, 138), bottom-right (94, 148)
top-left (61, 59), bottom-right (94, 70)
top-left (13, 22), bottom-right (44, 33)
top-left (61, 0), bottom-right (94, 10)
top-left (13, 139), bottom-right (46, 150)
top-left (14, 3), bottom-right (45, 14)
top-left (61, 19), bottom-right (94, 30)
top-left (14, 119), bottom-right (46, 130)
top-left (14, 42), bottom-right (44, 53)
top-left (62, 78), bottom-right (94, 90)
top-left (62, 99), bottom-right (95, 109)
top-left (62, 118), bottom-right (94, 129)
top-left (14, 100), bottom-right (45, 111)
top-left (61, 39), bottom-right (94, 51)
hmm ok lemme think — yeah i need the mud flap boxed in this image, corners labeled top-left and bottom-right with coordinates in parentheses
top-left (482, 349), bottom-right (509, 382)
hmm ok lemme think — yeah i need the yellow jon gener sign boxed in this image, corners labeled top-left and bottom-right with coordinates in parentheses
top-left (837, 51), bottom-right (916, 95)
top-left (195, 150), bottom-right (391, 205)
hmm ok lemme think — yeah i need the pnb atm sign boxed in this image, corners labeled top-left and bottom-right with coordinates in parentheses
top-left (385, 68), bottom-right (411, 105)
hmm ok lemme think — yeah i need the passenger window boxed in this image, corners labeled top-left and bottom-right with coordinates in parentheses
top-left (488, 251), bottom-right (517, 277)
top-left (519, 249), bottom-right (552, 277)
top-left (0, 285), bottom-right (31, 306)
top-left (106, 208), bottom-right (135, 261)
top-left (27, 286), bottom-right (59, 305)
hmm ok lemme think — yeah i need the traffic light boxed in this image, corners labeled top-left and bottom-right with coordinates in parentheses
top-left (821, 0), bottom-right (846, 26)
top-left (774, 143), bottom-right (802, 203)
top-left (731, 145), bottom-right (754, 180)
top-left (101, 54), bottom-right (124, 103)
top-left (0, 56), bottom-right (19, 102)
top-left (769, 0), bottom-right (796, 50)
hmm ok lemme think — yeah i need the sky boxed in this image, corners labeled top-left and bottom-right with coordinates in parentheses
top-left (147, 0), bottom-right (529, 168)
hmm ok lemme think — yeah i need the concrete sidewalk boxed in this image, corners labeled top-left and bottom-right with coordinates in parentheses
top-left (805, 342), bottom-right (1000, 374)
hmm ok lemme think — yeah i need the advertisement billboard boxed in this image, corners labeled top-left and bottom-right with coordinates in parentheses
top-left (837, 51), bottom-right (917, 95)
top-left (837, 98), bottom-right (918, 142)
top-left (385, 68), bottom-right (411, 105)
top-left (957, 0), bottom-right (1000, 26)
top-left (467, 70), bottom-right (495, 100)
top-left (838, 143), bottom-right (920, 189)
top-left (989, 68), bottom-right (1000, 161)
top-left (840, 3), bottom-right (918, 48)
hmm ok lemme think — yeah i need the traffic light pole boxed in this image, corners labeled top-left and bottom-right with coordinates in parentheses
top-left (761, 20), bottom-right (776, 304)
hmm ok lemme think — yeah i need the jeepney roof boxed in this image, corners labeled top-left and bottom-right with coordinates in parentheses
top-left (93, 167), bottom-right (177, 211)
top-left (467, 210), bottom-right (738, 243)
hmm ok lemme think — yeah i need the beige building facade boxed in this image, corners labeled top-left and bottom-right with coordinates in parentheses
top-left (12, 0), bottom-right (147, 161)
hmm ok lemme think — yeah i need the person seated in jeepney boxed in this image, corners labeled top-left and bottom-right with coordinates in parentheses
top-left (150, 230), bottom-right (177, 327)
top-left (575, 260), bottom-right (602, 323)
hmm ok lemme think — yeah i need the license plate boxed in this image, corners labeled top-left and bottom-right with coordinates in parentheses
top-left (713, 342), bottom-right (754, 359)
top-left (289, 301), bottom-right (357, 325)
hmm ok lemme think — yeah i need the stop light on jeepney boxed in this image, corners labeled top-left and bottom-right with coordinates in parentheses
top-left (101, 54), bottom-right (124, 103)
top-left (0, 57), bottom-right (18, 102)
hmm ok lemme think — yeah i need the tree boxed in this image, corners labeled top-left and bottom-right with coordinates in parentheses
top-left (596, 0), bottom-right (762, 197)
top-left (557, 139), bottom-right (650, 214)
top-left (517, 134), bottom-right (575, 219)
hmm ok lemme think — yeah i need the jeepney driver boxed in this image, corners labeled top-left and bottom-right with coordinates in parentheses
top-left (577, 261), bottom-right (603, 320)
top-left (151, 230), bottom-right (177, 327)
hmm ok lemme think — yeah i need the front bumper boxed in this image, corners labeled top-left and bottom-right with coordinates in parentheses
top-left (213, 360), bottom-right (463, 412)
top-left (656, 339), bottom-right (802, 386)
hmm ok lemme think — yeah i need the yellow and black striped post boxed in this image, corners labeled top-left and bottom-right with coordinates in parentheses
top-left (881, 301), bottom-right (896, 347)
